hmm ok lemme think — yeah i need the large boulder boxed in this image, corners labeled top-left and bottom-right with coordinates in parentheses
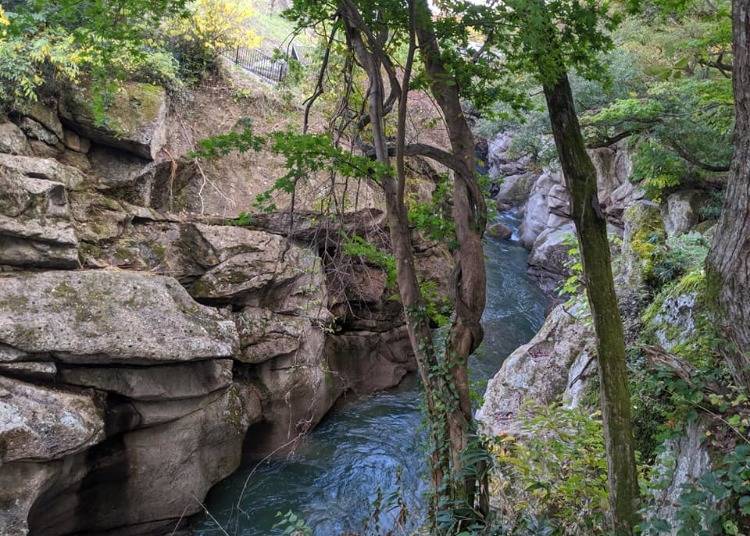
top-left (477, 305), bottom-right (593, 436)
top-left (527, 222), bottom-right (576, 293)
top-left (662, 190), bottom-right (710, 236)
top-left (494, 173), bottom-right (537, 206)
top-left (59, 82), bottom-right (168, 160)
top-left (0, 270), bottom-right (238, 364)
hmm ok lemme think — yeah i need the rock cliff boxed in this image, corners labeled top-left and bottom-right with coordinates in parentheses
top-left (0, 84), bottom-right (445, 535)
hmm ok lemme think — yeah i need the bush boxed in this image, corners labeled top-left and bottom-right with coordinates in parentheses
top-left (166, 0), bottom-right (260, 82)
top-left (490, 403), bottom-right (609, 535)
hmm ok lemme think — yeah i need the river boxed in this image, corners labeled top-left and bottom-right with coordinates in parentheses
top-left (193, 211), bottom-right (548, 535)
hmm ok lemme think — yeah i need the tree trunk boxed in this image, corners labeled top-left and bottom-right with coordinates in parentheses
top-left (707, 0), bottom-right (750, 389)
top-left (414, 0), bottom-right (489, 515)
top-left (543, 74), bottom-right (640, 535)
top-left (339, 3), bottom-right (450, 508)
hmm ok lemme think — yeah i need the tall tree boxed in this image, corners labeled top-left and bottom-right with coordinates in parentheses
top-left (282, 0), bottom-right (492, 528)
top-left (457, 0), bottom-right (641, 530)
top-left (707, 0), bottom-right (750, 389)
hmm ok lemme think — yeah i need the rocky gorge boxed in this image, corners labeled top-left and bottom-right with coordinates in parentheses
top-left (0, 82), bottom-right (453, 535)
top-left (0, 81), bottom-right (730, 536)
top-left (477, 130), bottom-right (724, 530)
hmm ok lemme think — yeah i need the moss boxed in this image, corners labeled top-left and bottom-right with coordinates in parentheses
top-left (625, 203), bottom-right (667, 285)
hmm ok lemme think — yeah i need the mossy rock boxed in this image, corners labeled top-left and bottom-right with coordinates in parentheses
top-left (59, 82), bottom-right (167, 160)
top-left (620, 201), bottom-right (667, 289)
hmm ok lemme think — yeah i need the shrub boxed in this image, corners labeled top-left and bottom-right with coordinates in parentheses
top-left (166, 0), bottom-right (260, 81)
top-left (490, 403), bottom-right (609, 534)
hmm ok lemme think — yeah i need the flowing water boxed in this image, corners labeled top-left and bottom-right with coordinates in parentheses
top-left (194, 211), bottom-right (548, 536)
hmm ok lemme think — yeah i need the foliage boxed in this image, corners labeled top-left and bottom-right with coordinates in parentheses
top-left (407, 175), bottom-right (456, 247)
top-left (490, 403), bottom-right (609, 534)
top-left (0, 0), bottom-right (187, 108)
top-left (650, 232), bottom-right (710, 286)
top-left (273, 510), bottom-right (312, 536)
top-left (342, 234), bottom-right (397, 288)
top-left (166, 0), bottom-right (260, 81)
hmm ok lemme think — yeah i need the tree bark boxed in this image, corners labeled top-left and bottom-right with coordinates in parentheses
top-left (707, 0), bottom-right (750, 389)
top-left (543, 74), bottom-right (640, 535)
top-left (414, 0), bottom-right (489, 516)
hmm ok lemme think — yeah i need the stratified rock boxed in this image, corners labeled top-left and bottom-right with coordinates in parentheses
top-left (0, 376), bottom-right (104, 463)
top-left (58, 359), bottom-right (233, 401)
top-left (62, 129), bottom-right (90, 153)
top-left (249, 328), bottom-right (339, 456)
top-left (477, 305), bottom-right (593, 437)
top-left (0, 270), bottom-right (238, 364)
top-left (662, 190), bottom-right (710, 236)
top-left (0, 119), bottom-right (30, 155)
top-left (18, 117), bottom-right (59, 146)
top-left (0, 166), bottom-right (79, 268)
top-left (22, 383), bottom-right (261, 536)
top-left (235, 307), bottom-right (308, 364)
top-left (0, 154), bottom-right (86, 190)
top-left (59, 82), bottom-right (168, 160)
top-left (20, 102), bottom-right (64, 140)
top-left (326, 325), bottom-right (415, 393)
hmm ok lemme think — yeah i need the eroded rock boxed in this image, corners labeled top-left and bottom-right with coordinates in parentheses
top-left (0, 270), bottom-right (238, 364)
top-left (59, 82), bottom-right (168, 160)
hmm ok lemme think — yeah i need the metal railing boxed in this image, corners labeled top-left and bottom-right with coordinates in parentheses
top-left (226, 47), bottom-right (289, 83)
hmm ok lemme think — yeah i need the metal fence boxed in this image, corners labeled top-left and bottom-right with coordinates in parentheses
top-left (226, 47), bottom-right (289, 83)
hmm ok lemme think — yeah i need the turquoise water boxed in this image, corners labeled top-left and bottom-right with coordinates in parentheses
top-left (194, 212), bottom-right (548, 535)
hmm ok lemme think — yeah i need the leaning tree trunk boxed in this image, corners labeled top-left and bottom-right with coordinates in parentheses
top-left (707, 0), bottom-right (750, 390)
top-left (543, 74), bottom-right (640, 535)
top-left (414, 0), bottom-right (489, 515)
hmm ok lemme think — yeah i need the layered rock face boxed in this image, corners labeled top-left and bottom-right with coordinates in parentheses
top-left (0, 89), bottom-right (433, 535)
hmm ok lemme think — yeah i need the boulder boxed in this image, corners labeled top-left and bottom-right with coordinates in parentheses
top-left (518, 170), bottom-right (560, 248)
top-left (662, 190), bottom-right (710, 236)
top-left (20, 102), bottom-right (64, 140)
top-left (643, 416), bottom-right (714, 533)
top-left (477, 305), bottom-right (593, 437)
top-left (0, 270), bottom-right (238, 364)
top-left (0, 376), bottom-right (104, 463)
top-left (59, 82), bottom-right (168, 160)
top-left (18, 117), bottom-right (59, 146)
top-left (527, 222), bottom-right (576, 294)
top-left (494, 173), bottom-right (536, 206)
top-left (0, 154), bottom-right (86, 190)
top-left (487, 222), bottom-right (513, 240)
top-left (62, 129), bottom-right (90, 154)
top-left (0, 119), bottom-right (30, 155)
